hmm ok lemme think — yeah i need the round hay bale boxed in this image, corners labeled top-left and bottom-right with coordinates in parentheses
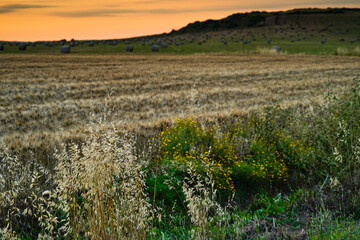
top-left (161, 43), bottom-right (167, 48)
top-left (126, 45), bottom-right (134, 52)
top-left (61, 45), bottom-right (70, 54)
top-left (0, 45), bottom-right (3, 51)
top-left (267, 39), bottom-right (272, 44)
top-left (339, 38), bottom-right (345, 42)
top-left (18, 43), bottom-right (26, 51)
top-left (272, 46), bottom-right (281, 54)
top-left (88, 41), bottom-right (94, 47)
top-left (321, 38), bottom-right (326, 44)
top-left (152, 45), bottom-right (159, 52)
top-left (198, 41), bottom-right (202, 45)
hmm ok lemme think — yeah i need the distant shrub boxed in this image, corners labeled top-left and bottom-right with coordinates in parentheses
top-left (353, 46), bottom-right (360, 56)
top-left (335, 47), bottom-right (348, 56)
top-left (255, 47), bottom-right (286, 55)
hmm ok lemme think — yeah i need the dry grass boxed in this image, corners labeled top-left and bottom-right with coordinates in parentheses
top-left (54, 128), bottom-right (151, 239)
top-left (0, 125), bottom-right (153, 239)
top-left (354, 46), bottom-right (360, 56)
top-left (335, 47), bottom-right (349, 56)
top-left (0, 54), bottom-right (359, 155)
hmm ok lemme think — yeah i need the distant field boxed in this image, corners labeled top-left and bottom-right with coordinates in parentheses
top-left (1, 54), bottom-right (359, 153)
top-left (1, 25), bottom-right (360, 55)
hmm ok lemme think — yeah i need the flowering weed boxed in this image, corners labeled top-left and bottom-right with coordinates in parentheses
top-left (160, 117), bottom-right (238, 192)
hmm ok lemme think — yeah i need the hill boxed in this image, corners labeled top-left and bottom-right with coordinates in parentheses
top-left (172, 8), bottom-right (360, 34)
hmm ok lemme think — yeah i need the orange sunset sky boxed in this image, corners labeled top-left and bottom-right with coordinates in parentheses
top-left (1, 0), bottom-right (359, 41)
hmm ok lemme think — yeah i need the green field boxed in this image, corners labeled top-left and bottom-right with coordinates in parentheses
top-left (1, 27), bottom-right (360, 55)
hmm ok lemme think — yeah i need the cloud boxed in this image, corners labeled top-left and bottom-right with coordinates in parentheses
top-left (0, 8), bottom-right (13, 14)
top-left (52, 9), bottom-right (137, 17)
top-left (0, 3), bottom-right (52, 14)
top-left (52, 6), bottom-right (242, 18)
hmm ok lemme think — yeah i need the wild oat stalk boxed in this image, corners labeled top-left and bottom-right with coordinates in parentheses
top-left (182, 162), bottom-right (227, 239)
top-left (0, 146), bottom-right (54, 239)
top-left (54, 127), bottom-right (151, 239)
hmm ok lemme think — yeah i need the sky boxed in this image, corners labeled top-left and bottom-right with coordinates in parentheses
top-left (0, 0), bottom-right (359, 41)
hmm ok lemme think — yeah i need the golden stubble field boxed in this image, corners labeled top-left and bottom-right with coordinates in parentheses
top-left (1, 54), bottom-right (359, 153)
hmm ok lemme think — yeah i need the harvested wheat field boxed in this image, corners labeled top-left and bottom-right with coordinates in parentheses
top-left (0, 54), bottom-right (359, 151)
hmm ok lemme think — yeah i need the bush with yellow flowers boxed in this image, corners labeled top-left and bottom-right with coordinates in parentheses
top-left (246, 137), bottom-right (288, 182)
top-left (160, 117), bottom-right (238, 192)
top-left (241, 111), bottom-right (315, 186)
top-left (160, 115), bottom-right (315, 193)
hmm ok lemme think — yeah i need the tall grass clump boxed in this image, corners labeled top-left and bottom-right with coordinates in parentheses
top-left (307, 204), bottom-right (360, 239)
top-left (0, 147), bottom-right (55, 239)
top-left (305, 76), bottom-right (360, 213)
top-left (0, 125), bottom-right (153, 239)
top-left (353, 46), bottom-right (360, 56)
top-left (335, 47), bottom-right (349, 56)
top-left (54, 127), bottom-right (151, 239)
top-left (336, 47), bottom-right (360, 56)
top-left (182, 163), bottom-right (230, 239)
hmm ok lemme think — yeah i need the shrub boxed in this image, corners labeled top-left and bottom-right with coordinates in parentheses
top-left (230, 111), bottom-right (315, 189)
top-left (246, 137), bottom-right (288, 183)
top-left (305, 76), bottom-right (360, 212)
top-left (160, 117), bottom-right (238, 192)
